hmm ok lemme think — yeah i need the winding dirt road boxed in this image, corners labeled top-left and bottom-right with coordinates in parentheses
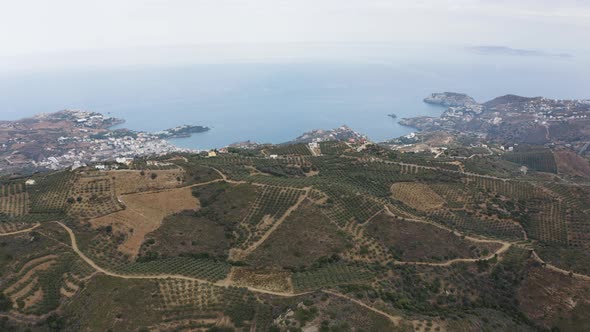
top-left (52, 221), bottom-right (311, 297)
top-left (0, 223), bottom-right (40, 236)
top-left (322, 290), bottom-right (403, 326)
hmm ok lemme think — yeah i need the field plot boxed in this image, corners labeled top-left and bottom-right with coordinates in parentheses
top-left (317, 183), bottom-right (384, 227)
top-left (158, 279), bottom-right (226, 310)
top-left (245, 201), bottom-right (349, 269)
top-left (502, 146), bottom-right (557, 173)
top-left (390, 182), bottom-right (445, 211)
top-left (2, 249), bottom-right (94, 315)
top-left (139, 211), bottom-right (231, 261)
top-left (116, 256), bottom-right (230, 281)
top-left (267, 143), bottom-right (311, 156)
top-left (518, 264), bottom-right (590, 331)
top-left (292, 263), bottom-right (374, 292)
top-left (428, 209), bottom-right (525, 240)
top-left (429, 182), bottom-right (474, 208)
top-left (230, 267), bottom-right (292, 293)
top-left (275, 293), bottom-right (400, 331)
top-left (28, 171), bottom-right (76, 214)
top-left (467, 176), bottom-right (544, 200)
top-left (91, 187), bottom-right (199, 258)
top-left (526, 200), bottom-right (569, 245)
top-left (554, 150), bottom-right (590, 178)
top-left (235, 185), bottom-right (307, 251)
top-left (0, 183), bottom-right (29, 217)
top-left (110, 169), bottom-right (185, 195)
top-left (366, 213), bottom-right (500, 262)
top-left (67, 174), bottom-right (124, 219)
top-left (319, 141), bottom-right (350, 155)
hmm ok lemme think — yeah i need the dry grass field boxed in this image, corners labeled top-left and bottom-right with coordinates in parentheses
top-left (109, 169), bottom-right (185, 195)
top-left (518, 264), bottom-right (590, 331)
top-left (245, 201), bottom-right (350, 269)
top-left (91, 187), bottom-right (199, 258)
top-left (366, 212), bottom-right (501, 262)
top-left (230, 267), bottom-right (293, 293)
top-left (391, 182), bottom-right (445, 211)
top-left (554, 150), bottom-right (590, 178)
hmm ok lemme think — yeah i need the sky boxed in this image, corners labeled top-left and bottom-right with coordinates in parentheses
top-left (0, 0), bottom-right (589, 69)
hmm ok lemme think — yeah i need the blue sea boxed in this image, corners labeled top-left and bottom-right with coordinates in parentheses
top-left (1, 46), bottom-right (589, 149)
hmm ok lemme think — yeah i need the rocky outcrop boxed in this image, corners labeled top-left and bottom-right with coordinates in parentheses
top-left (424, 92), bottom-right (479, 108)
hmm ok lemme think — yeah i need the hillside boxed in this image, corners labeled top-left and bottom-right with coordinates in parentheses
top-left (0, 140), bottom-right (589, 331)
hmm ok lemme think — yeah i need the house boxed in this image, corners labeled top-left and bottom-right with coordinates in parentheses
top-left (269, 154), bottom-right (278, 159)
top-left (115, 157), bottom-right (133, 166)
top-left (25, 179), bottom-right (36, 186)
top-left (208, 150), bottom-right (217, 157)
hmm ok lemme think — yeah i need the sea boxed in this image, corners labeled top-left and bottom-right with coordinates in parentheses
top-left (1, 45), bottom-right (589, 150)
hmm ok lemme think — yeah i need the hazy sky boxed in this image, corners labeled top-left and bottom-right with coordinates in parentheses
top-left (0, 0), bottom-right (588, 67)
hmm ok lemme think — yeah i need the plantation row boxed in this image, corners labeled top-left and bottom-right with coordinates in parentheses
top-left (319, 189), bottom-right (383, 227)
top-left (0, 183), bottom-right (25, 197)
top-left (157, 280), bottom-right (259, 329)
top-left (502, 148), bottom-right (557, 173)
top-left (467, 176), bottom-right (543, 200)
top-left (567, 211), bottom-right (590, 248)
top-left (525, 200), bottom-right (569, 245)
top-left (158, 279), bottom-right (226, 309)
top-left (0, 192), bottom-right (29, 217)
top-left (158, 279), bottom-right (249, 312)
top-left (116, 256), bottom-right (230, 282)
top-left (544, 183), bottom-right (590, 211)
top-left (67, 176), bottom-right (123, 219)
top-left (83, 231), bottom-right (131, 269)
top-left (28, 171), bottom-right (77, 214)
top-left (319, 141), bottom-right (350, 155)
top-left (267, 143), bottom-right (312, 156)
top-left (428, 209), bottom-right (525, 241)
top-left (236, 186), bottom-right (305, 249)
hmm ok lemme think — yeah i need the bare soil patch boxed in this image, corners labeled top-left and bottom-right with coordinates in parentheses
top-left (230, 267), bottom-right (293, 293)
top-left (110, 169), bottom-right (185, 195)
top-left (91, 187), bottom-right (199, 258)
top-left (554, 150), bottom-right (590, 178)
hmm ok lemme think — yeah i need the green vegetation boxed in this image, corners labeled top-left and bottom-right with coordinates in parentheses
top-left (502, 145), bottom-right (558, 173)
top-left (2, 140), bottom-right (589, 331)
top-left (267, 143), bottom-right (312, 156)
top-left (292, 263), bottom-right (374, 292)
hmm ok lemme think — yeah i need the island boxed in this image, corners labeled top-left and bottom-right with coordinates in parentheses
top-left (387, 113), bottom-right (397, 119)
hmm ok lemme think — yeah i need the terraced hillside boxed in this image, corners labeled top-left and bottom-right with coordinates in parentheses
top-left (0, 145), bottom-right (589, 331)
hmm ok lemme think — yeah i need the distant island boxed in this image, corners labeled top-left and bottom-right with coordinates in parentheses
top-left (387, 113), bottom-right (397, 119)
